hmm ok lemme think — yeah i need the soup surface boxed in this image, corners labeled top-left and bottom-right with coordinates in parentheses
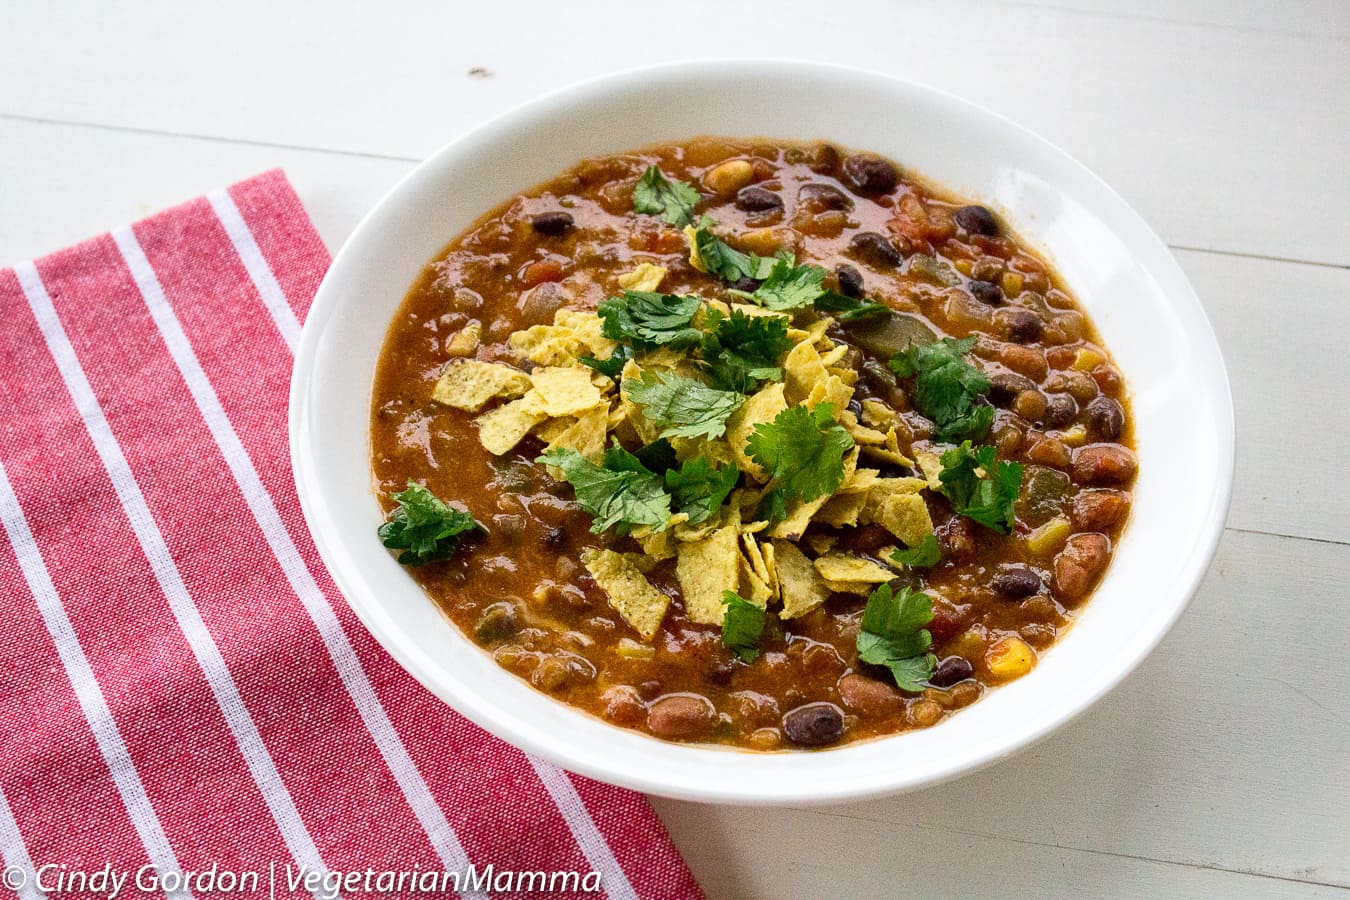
top-left (370, 138), bottom-right (1136, 750)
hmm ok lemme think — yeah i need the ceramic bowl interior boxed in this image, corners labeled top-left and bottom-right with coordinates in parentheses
top-left (290, 60), bottom-right (1233, 804)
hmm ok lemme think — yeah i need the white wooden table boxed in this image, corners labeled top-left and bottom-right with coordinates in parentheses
top-left (4, 2), bottom-right (1347, 896)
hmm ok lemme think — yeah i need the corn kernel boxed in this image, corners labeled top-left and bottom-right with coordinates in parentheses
top-left (1025, 516), bottom-right (1071, 555)
top-left (445, 322), bottom-right (481, 357)
top-left (1073, 347), bottom-right (1105, 372)
top-left (1001, 271), bottom-right (1024, 298)
top-left (954, 258), bottom-right (974, 276)
top-left (702, 159), bottom-right (754, 197)
top-left (1060, 424), bottom-right (1088, 447)
top-left (985, 636), bottom-right (1036, 682)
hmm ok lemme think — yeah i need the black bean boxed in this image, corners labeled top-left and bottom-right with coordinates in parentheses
top-left (988, 371), bottom-right (1037, 405)
top-left (782, 702), bottom-right (846, 747)
top-left (929, 656), bottom-right (975, 687)
top-left (954, 205), bottom-right (999, 236)
top-left (1043, 393), bottom-right (1078, 428)
top-left (991, 567), bottom-right (1042, 599)
top-left (848, 231), bottom-right (905, 269)
top-left (836, 263), bottom-right (865, 298)
top-left (530, 211), bottom-right (574, 236)
top-left (1086, 396), bottom-right (1125, 441)
top-left (874, 462), bottom-right (920, 479)
top-left (1003, 308), bottom-right (1045, 343)
top-left (846, 398), bottom-right (863, 418)
top-left (969, 279), bottom-right (1003, 306)
top-left (841, 154), bottom-right (900, 196)
top-left (731, 276), bottom-right (760, 292)
top-left (735, 185), bottom-right (783, 213)
top-left (797, 182), bottom-right (853, 211)
top-left (543, 526), bottom-right (567, 550)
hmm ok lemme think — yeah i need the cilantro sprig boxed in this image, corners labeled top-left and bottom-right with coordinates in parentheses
top-left (537, 445), bottom-right (672, 533)
top-left (746, 402), bottom-right (855, 520)
top-left (578, 344), bottom-right (632, 379)
top-left (691, 220), bottom-right (777, 283)
top-left (813, 289), bottom-right (890, 322)
top-left (891, 533), bottom-right (941, 569)
top-left (889, 336), bottom-right (994, 441)
top-left (597, 291), bottom-right (702, 350)
top-left (378, 481), bottom-right (485, 566)
top-left (720, 591), bottom-right (766, 662)
top-left (739, 256), bottom-right (826, 311)
top-left (622, 371), bottom-right (744, 440)
top-left (700, 309), bottom-right (793, 393)
top-left (937, 441), bottom-right (1024, 534)
top-left (856, 582), bottom-right (936, 692)
top-left (633, 166), bottom-right (701, 228)
top-left (666, 457), bottom-right (740, 525)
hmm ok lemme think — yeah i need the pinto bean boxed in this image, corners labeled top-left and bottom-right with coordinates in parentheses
top-left (1001, 308), bottom-right (1045, 343)
top-left (988, 371), bottom-right (1037, 405)
top-left (1086, 396), bottom-right (1125, 440)
top-left (797, 182), bottom-right (853, 212)
top-left (848, 231), bottom-right (905, 268)
top-left (837, 673), bottom-right (904, 716)
top-left (736, 185), bottom-right (783, 213)
top-left (1071, 489), bottom-right (1131, 531)
top-left (647, 694), bottom-right (716, 741)
top-left (1073, 444), bottom-right (1138, 485)
top-left (1053, 532), bottom-right (1111, 600)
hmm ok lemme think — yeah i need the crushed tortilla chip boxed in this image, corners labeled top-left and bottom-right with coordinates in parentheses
top-left (581, 548), bottom-right (670, 640)
top-left (445, 322), bottom-right (481, 358)
top-left (617, 262), bottom-right (668, 292)
top-left (683, 225), bottom-right (707, 273)
top-left (476, 397), bottom-right (547, 455)
top-left (431, 360), bottom-right (531, 412)
top-left (861, 398), bottom-right (899, 429)
top-left (783, 341), bottom-right (829, 406)
top-left (821, 579), bottom-right (875, 595)
top-left (862, 492), bottom-right (934, 547)
top-left (536, 417), bottom-right (572, 445)
top-left (546, 405), bottom-right (609, 464)
top-left (813, 554), bottom-right (896, 583)
top-left (915, 450), bottom-right (945, 489)
top-left (806, 373), bottom-right (855, 418)
top-left (529, 366), bottom-right (604, 416)
top-left (729, 302), bottom-right (788, 320)
top-left (844, 414), bottom-right (889, 445)
top-left (860, 428), bottom-right (915, 466)
top-left (726, 382), bottom-right (788, 479)
top-left (815, 491), bottom-right (869, 528)
top-left (819, 345), bottom-right (849, 367)
top-left (774, 540), bottom-right (831, 618)
top-left (676, 525), bottom-right (741, 625)
top-left (739, 534), bottom-right (775, 604)
top-left (766, 447), bottom-right (859, 539)
top-left (509, 309), bottom-right (615, 366)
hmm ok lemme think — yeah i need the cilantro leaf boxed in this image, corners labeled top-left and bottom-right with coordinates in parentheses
top-left (665, 457), bottom-right (740, 524)
top-left (743, 257), bottom-right (827, 311)
top-left (745, 402), bottom-right (855, 506)
top-left (936, 441), bottom-right (1024, 534)
top-left (700, 309), bottom-right (792, 393)
top-left (622, 371), bottom-right (744, 440)
top-left (691, 221), bottom-right (777, 282)
top-left (378, 481), bottom-right (485, 566)
top-left (633, 165), bottom-right (701, 228)
top-left (856, 582), bottom-right (936, 692)
top-left (537, 445), bottom-right (671, 533)
top-left (813, 289), bottom-right (890, 322)
top-left (889, 336), bottom-right (994, 441)
top-left (598, 291), bottom-right (702, 349)
top-left (720, 591), bottom-right (766, 663)
top-left (578, 344), bottom-right (632, 379)
top-left (890, 533), bottom-right (941, 569)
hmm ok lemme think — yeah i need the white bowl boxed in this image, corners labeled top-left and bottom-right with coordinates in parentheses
top-left (290, 60), bottom-right (1233, 804)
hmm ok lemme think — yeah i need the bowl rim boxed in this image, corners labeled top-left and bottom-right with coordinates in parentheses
top-left (289, 58), bottom-right (1235, 804)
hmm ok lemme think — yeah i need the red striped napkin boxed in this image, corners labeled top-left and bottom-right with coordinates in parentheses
top-left (0, 171), bottom-right (701, 900)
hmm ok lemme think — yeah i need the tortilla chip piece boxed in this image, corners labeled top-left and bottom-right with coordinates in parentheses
top-left (861, 428), bottom-right (915, 466)
top-left (581, 548), bottom-right (670, 640)
top-left (726, 381), bottom-right (788, 479)
top-left (813, 554), bottom-right (896, 584)
top-left (773, 540), bottom-right (831, 619)
top-left (814, 491), bottom-right (869, 528)
top-left (431, 360), bottom-right (531, 412)
top-left (530, 366), bottom-right (604, 416)
top-left (861, 398), bottom-right (899, 430)
top-left (617, 262), bottom-right (668, 292)
top-left (844, 414), bottom-right (889, 445)
top-left (546, 405), bottom-right (609, 464)
top-left (821, 580), bottom-right (875, 595)
top-left (915, 450), bottom-right (944, 490)
top-left (729, 302), bottom-right (788, 320)
top-left (783, 341), bottom-right (829, 406)
top-left (819, 345), bottom-right (849, 367)
top-left (676, 525), bottom-right (741, 625)
top-left (536, 418), bottom-right (572, 445)
top-left (738, 535), bottom-right (775, 605)
top-left (864, 493), bottom-right (935, 548)
top-left (842, 467), bottom-right (881, 494)
top-left (805, 373), bottom-right (855, 419)
top-left (476, 397), bottom-right (547, 455)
